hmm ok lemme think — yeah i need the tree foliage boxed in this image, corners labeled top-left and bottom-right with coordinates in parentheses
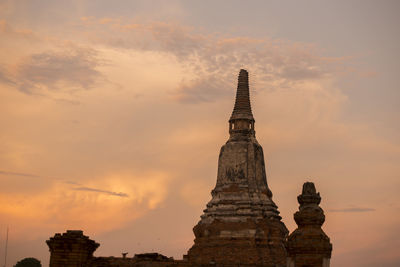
top-left (13, 258), bottom-right (41, 267)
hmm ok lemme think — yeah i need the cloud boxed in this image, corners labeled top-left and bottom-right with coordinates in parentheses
top-left (0, 172), bottom-right (169, 239)
top-left (0, 170), bottom-right (42, 178)
top-left (0, 44), bottom-right (104, 96)
top-left (0, 19), bottom-right (104, 98)
top-left (15, 45), bottom-right (103, 94)
top-left (0, 170), bottom-right (128, 197)
top-left (0, 66), bottom-right (15, 85)
top-left (0, 18), bottom-right (346, 103)
top-left (328, 207), bottom-right (376, 213)
top-left (64, 180), bottom-right (81, 185)
top-left (0, 19), bottom-right (38, 40)
top-left (79, 18), bottom-right (345, 103)
top-left (72, 186), bottom-right (129, 197)
top-left (174, 75), bottom-right (232, 103)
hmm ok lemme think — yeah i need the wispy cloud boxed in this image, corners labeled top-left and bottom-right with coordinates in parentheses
top-left (0, 170), bottom-right (43, 178)
top-left (0, 19), bottom-right (38, 40)
top-left (1, 18), bottom-right (347, 102)
top-left (328, 207), bottom-right (376, 213)
top-left (0, 170), bottom-right (127, 198)
top-left (15, 45), bottom-right (103, 94)
top-left (0, 19), bottom-right (105, 97)
top-left (0, 66), bottom-right (15, 85)
top-left (0, 44), bottom-right (104, 95)
top-left (64, 180), bottom-right (81, 185)
top-left (175, 74), bottom-right (232, 103)
top-left (72, 186), bottom-right (129, 198)
top-left (80, 18), bottom-right (346, 103)
top-left (0, 171), bottom-right (125, 201)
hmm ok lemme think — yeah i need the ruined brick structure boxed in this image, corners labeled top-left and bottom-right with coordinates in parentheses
top-left (47, 70), bottom-right (332, 267)
top-left (186, 69), bottom-right (288, 266)
top-left (286, 182), bottom-right (332, 267)
top-left (46, 230), bottom-right (99, 267)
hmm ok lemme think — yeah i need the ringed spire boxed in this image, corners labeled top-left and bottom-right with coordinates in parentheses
top-left (230, 69), bottom-right (254, 121)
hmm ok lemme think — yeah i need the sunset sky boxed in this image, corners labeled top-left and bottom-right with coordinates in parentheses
top-left (0, 1), bottom-right (399, 266)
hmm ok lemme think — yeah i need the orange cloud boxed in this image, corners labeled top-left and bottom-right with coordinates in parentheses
top-left (6, 45), bottom-right (103, 95)
top-left (0, 19), bottom-right (37, 40)
top-left (0, 16), bottom-right (398, 267)
top-left (0, 172), bottom-right (169, 240)
top-left (70, 18), bottom-right (346, 103)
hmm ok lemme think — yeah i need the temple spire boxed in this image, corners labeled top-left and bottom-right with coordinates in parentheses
top-left (230, 69), bottom-right (254, 121)
top-left (188, 69), bottom-right (288, 266)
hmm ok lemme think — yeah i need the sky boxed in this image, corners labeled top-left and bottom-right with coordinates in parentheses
top-left (0, 0), bottom-right (399, 266)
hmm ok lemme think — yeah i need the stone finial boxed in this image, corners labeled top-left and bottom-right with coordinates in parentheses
top-left (286, 182), bottom-right (332, 267)
top-left (298, 182), bottom-right (321, 204)
top-left (230, 69), bottom-right (254, 121)
top-left (295, 182), bottom-right (324, 227)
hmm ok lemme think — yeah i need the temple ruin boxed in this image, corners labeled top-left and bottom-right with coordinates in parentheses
top-left (186, 69), bottom-right (288, 266)
top-left (47, 70), bottom-right (332, 267)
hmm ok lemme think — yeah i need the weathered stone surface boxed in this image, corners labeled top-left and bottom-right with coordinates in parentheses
top-left (286, 182), bottom-right (332, 267)
top-left (47, 234), bottom-right (187, 267)
top-left (187, 70), bottom-right (288, 266)
top-left (47, 230), bottom-right (99, 267)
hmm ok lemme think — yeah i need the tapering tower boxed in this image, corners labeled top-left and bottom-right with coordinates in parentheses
top-left (187, 69), bottom-right (288, 266)
top-left (286, 182), bottom-right (332, 267)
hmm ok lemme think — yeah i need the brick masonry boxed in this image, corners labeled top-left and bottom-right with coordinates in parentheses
top-left (286, 182), bottom-right (332, 267)
top-left (46, 70), bottom-right (332, 267)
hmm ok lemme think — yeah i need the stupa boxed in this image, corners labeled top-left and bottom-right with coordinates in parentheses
top-left (286, 182), bottom-right (332, 267)
top-left (45, 69), bottom-right (333, 267)
top-left (187, 69), bottom-right (288, 266)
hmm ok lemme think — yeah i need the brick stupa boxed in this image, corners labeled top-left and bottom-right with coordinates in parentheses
top-left (46, 70), bottom-right (333, 267)
top-left (286, 182), bottom-right (332, 267)
top-left (187, 69), bottom-right (288, 266)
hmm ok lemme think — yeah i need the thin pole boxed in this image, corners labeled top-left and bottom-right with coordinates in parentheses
top-left (4, 226), bottom-right (8, 267)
